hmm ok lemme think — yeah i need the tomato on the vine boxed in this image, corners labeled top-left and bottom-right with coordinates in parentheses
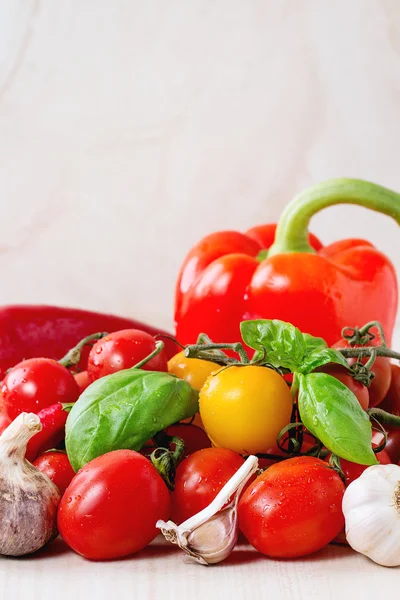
top-left (1, 358), bottom-right (79, 420)
top-left (87, 329), bottom-right (168, 381)
top-left (199, 365), bottom-right (292, 454)
top-left (332, 339), bottom-right (391, 407)
top-left (58, 450), bottom-right (170, 560)
top-left (170, 448), bottom-right (244, 524)
top-left (33, 451), bottom-right (75, 495)
top-left (238, 456), bottom-right (345, 558)
top-left (316, 364), bottom-right (369, 410)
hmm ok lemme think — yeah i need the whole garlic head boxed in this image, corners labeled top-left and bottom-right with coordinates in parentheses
top-left (157, 455), bottom-right (258, 565)
top-left (343, 463), bottom-right (400, 567)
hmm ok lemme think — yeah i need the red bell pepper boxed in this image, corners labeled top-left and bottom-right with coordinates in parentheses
top-left (175, 179), bottom-right (400, 347)
top-left (0, 305), bottom-right (177, 379)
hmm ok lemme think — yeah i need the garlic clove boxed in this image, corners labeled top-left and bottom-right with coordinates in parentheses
top-left (157, 455), bottom-right (258, 565)
top-left (0, 413), bottom-right (61, 556)
top-left (343, 463), bottom-right (400, 567)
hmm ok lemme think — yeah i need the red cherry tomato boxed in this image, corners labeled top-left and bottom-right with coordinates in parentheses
top-left (238, 456), bottom-right (345, 558)
top-left (316, 364), bottom-right (369, 410)
top-left (166, 424), bottom-right (211, 457)
top-left (87, 329), bottom-right (168, 381)
top-left (372, 429), bottom-right (400, 464)
top-left (33, 451), bottom-right (75, 495)
top-left (170, 448), bottom-right (244, 525)
top-left (1, 358), bottom-right (79, 420)
top-left (325, 445), bottom-right (391, 486)
top-left (332, 340), bottom-right (391, 407)
top-left (57, 449), bottom-right (170, 560)
top-left (73, 370), bottom-right (91, 395)
top-left (378, 364), bottom-right (400, 417)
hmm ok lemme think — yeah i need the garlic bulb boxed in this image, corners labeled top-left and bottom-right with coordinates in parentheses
top-left (157, 455), bottom-right (258, 565)
top-left (343, 463), bottom-right (400, 567)
top-left (0, 413), bottom-right (61, 556)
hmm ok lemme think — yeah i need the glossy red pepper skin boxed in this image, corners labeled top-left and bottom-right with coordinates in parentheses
top-left (175, 179), bottom-right (400, 347)
top-left (25, 402), bottom-right (69, 463)
top-left (0, 305), bottom-right (177, 379)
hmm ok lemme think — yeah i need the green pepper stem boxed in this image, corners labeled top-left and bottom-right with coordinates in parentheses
top-left (59, 332), bottom-right (109, 368)
top-left (268, 179), bottom-right (400, 256)
top-left (131, 341), bottom-right (165, 369)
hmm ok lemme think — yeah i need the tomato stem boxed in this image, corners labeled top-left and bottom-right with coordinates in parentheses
top-left (342, 321), bottom-right (389, 348)
top-left (150, 433), bottom-right (185, 490)
top-left (337, 346), bottom-right (400, 361)
top-left (59, 332), bottom-right (108, 368)
top-left (368, 408), bottom-right (400, 428)
top-left (130, 341), bottom-right (165, 369)
top-left (184, 342), bottom-right (250, 364)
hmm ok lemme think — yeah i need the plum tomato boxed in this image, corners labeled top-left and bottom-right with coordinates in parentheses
top-left (58, 449), bottom-right (170, 560)
top-left (378, 363), bottom-right (400, 417)
top-left (316, 364), bottom-right (369, 410)
top-left (1, 358), bottom-right (79, 420)
top-left (170, 448), bottom-right (244, 524)
top-left (199, 365), bottom-right (292, 454)
top-left (332, 339), bottom-right (391, 407)
top-left (33, 451), bottom-right (75, 495)
top-left (87, 329), bottom-right (168, 381)
top-left (238, 456), bottom-right (345, 558)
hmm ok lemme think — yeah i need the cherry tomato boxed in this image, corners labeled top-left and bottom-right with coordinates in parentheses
top-left (199, 365), bottom-right (292, 454)
top-left (33, 451), bottom-right (75, 495)
top-left (325, 445), bottom-right (391, 486)
top-left (73, 370), bottom-right (91, 395)
top-left (166, 424), bottom-right (211, 456)
top-left (1, 358), bottom-right (79, 420)
top-left (332, 340), bottom-right (391, 407)
top-left (167, 351), bottom-right (218, 391)
top-left (316, 364), bottom-right (369, 410)
top-left (238, 456), bottom-right (345, 558)
top-left (378, 363), bottom-right (400, 417)
top-left (372, 428), bottom-right (400, 464)
top-left (170, 448), bottom-right (244, 524)
top-left (87, 329), bottom-right (168, 381)
top-left (58, 449), bottom-right (170, 560)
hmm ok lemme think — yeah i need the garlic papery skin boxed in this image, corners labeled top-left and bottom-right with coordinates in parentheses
top-left (0, 412), bottom-right (61, 556)
top-left (157, 455), bottom-right (258, 565)
top-left (342, 464), bottom-right (400, 567)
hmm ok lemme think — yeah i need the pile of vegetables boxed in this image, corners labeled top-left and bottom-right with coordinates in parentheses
top-left (0, 177), bottom-right (400, 568)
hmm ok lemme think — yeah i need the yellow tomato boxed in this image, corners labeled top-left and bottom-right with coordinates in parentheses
top-left (167, 351), bottom-right (219, 392)
top-left (199, 365), bottom-right (292, 454)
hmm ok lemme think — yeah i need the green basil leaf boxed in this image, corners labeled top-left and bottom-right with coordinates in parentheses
top-left (298, 372), bottom-right (377, 465)
top-left (240, 319), bottom-right (306, 371)
top-left (302, 347), bottom-right (350, 373)
top-left (66, 370), bottom-right (198, 472)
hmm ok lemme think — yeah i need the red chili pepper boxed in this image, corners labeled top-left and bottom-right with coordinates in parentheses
top-left (25, 402), bottom-right (72, 463)
top-left (0, 305), bottom-right (178, 379)
top-left (175, 179), bottom-right (400, 347)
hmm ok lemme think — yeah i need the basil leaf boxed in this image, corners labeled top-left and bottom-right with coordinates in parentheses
top-left (241, 319), bottom-right (350, 374)
top-left (240, 320), bottom-right (306, 371)
top-left (66, 370), bottom-right (198, 472)
top-left (298, 372), bottom-right (377, 465)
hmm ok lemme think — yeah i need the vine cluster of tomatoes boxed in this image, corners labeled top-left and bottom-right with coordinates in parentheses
top-left (0, 324), bottom-right (399, 561)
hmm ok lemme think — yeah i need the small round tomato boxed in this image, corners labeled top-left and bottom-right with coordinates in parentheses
top-left (167, 351), bottom-right (218, 391)
top-left (73, 370), bottom-right (91, 395)
top-left (332, 340), bottom-right (391, 407)
top-left (378, 363), bottom-right (400, 417)
top-left (33, 451), bottom-right (75, 495)
top-left (238, 456), bottom-right (345, 558)
top-left (325, 446), bottom-right (391, 486)
top-left (58, 450), bottom-right (170, 560)
top-left (87, 329), bottom-right (168, 381)
top-left (166, 424), bottom-right (211, 456)
top-left (199, 365), bottom-right (292, 454)
top-left (170, 448), bottom-right (244, 524)
top-left (316, 364), bottom-right (369, 410)
top-left (1, 358), bottom-right (79, 420)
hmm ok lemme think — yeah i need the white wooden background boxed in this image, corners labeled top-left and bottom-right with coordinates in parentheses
top-left (1, 1), bottom-right (400, 597)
